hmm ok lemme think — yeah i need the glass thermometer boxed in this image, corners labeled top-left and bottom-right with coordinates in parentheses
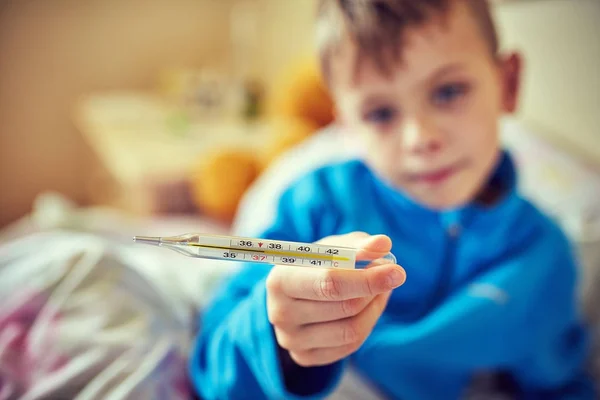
top-left (133, 233), bottom-right (396, 269)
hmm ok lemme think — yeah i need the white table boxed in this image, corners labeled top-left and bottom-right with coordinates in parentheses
top-left (74, 91), bottom-right (272, 214)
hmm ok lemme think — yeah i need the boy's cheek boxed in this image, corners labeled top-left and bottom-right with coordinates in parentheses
top-left (365, 135), bottom-right (403, 170)
top-left (352, 126), bottom-right (388, 154)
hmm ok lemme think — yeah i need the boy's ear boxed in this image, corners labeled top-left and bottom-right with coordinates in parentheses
top-left (501, 52), bottom-right (523, 113)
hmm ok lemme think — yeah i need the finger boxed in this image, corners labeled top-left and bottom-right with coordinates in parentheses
top-left (269, 296), bottom-right (373, 327)
top-left (290, 343), bottom-right (360, 367)
top-left (277, 291), bottom-right (391, 351)
top-left (355, 234), bottom-right (393, 262)
top-left (267, 289), bottom-right (296, 328)
top-left (318, 233), bottom-right (392, 262)
top-left (316, 231), bottom-right (369, 246)
top-left (269, 263), bottom-right (405, 301)
top-left (363, 257), bottom-right (395, 269)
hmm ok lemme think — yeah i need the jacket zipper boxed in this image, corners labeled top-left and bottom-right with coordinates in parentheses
top-left (429, 223), bottom-right (461, 309)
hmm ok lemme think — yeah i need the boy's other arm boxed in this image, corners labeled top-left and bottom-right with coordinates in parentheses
top-left (510, 239), bottom-right (595, 399)
top-left (188, 179), bottom-right (348, 400)
top-left (379, 227), bottom-right (593, 397)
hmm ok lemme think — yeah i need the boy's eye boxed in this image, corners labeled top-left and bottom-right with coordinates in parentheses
top-left (364, 106), bottom-right (397, 125)
top-left (433, 83), bottom-right (469, 106)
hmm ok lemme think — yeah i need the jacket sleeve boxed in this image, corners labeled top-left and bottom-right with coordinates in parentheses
top-left (377, 225), bottom-right (594, 398)
top-left (188, 179), bottom-right (347, 400)
top-left (509, 237), bottom-right (595, 399)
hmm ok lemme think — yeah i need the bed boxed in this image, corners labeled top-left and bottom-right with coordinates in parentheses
top-left (1, 117), bottom-right (599, 399)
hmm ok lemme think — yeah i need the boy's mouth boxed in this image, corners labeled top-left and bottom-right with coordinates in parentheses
top-left (406, 162), bottom-right (464, 185)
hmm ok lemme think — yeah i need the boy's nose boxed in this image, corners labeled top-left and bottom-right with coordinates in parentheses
top-left (400, 118), bottom-right (443, 155)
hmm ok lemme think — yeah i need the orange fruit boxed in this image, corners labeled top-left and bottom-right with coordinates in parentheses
top-left (268, 59), bottom-right (335, 129)
top-left (190, 149), bottom-right (260, 222)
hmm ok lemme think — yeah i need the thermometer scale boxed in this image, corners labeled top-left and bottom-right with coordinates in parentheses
top-left (133, 233), bottom-right (395, 269)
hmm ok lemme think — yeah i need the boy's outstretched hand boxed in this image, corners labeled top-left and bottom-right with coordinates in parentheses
top-left (266, 232), bottom-right (406, 367)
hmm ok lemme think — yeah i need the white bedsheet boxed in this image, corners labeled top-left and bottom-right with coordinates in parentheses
top-left (0, 231), bottom-right (197, 399)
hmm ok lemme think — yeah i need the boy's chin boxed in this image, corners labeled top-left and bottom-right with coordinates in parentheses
top-left (412, 195), bottom-right (469, 211)
top-left (406, 184), bottom-right (480, 211)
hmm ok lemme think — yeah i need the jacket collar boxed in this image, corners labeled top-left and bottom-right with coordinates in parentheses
top-left (369, 149), bottom-right (522, 232)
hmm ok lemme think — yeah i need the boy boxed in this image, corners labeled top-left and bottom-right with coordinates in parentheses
top-left (190, 0), bottom-right (593, 398)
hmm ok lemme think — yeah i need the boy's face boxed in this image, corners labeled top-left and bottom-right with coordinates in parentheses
top-left (331, 1), bottom-right (520, 210)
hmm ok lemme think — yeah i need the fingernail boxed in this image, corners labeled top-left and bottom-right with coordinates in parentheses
top-left (387, 268), bottom-right (405, 288)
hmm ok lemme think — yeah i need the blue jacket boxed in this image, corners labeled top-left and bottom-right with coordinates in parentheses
top-left (189, 152), bottom-right (593, 399)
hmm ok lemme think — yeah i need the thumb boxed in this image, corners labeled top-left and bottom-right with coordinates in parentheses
top-left (356, 234), bottom-right (392, 253)
top-left (317, 232), bottom-right (396, 268)
top-left (355, 234), bottom-right (393, 263)
top-left (318, 232), bottom-right (392, 254)
top-left (316, 231), bottom-right (370, 247)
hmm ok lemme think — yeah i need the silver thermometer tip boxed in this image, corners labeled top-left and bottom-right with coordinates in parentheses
top-left (132, 236), bottom-right (162, 246)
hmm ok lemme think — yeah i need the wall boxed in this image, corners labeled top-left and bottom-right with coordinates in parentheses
top-left (493, 0), bottom-right (600, 163)
top-left (0, 0), bottom-right (233, 227)
top-left (254, 0), bottom-right (319, 87)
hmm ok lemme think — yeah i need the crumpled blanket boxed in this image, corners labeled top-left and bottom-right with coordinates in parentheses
top-left (0, 231), bottom-right (197, 400)
top-left (2, 229), bottom-right (596, 400)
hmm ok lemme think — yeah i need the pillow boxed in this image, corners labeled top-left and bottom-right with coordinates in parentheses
top-left (232, 124), bottom-right (361, 237)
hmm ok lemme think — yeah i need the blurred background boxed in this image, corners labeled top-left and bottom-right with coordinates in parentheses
top-left (0, 1), bottom-right (599, 397)
top-left (0, 0), bottom-right (598, 235)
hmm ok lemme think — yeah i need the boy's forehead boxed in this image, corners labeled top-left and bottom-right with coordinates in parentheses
top-left (329, 0), bottom-right (490, 92)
